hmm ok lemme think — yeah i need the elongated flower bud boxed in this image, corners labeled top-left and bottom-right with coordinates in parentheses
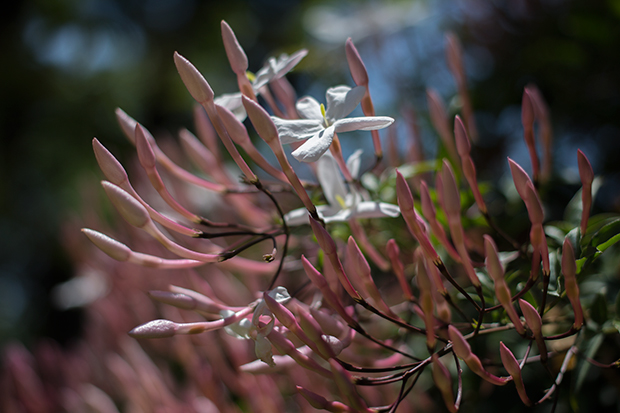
top-left (519, 299), bottom-right (547, 361)
top-left (484, 235), bottom-right (524, 334)
top-left (432, 354), bottom-right (457, 413)
top-left (310, 218), bottom-right (361, 300)
top-left (448, 325), bottom-right (508, 386)
top-left (562, 238), bottom-right (583, 329)
top-left (81, 228), bottom-right (131, 261)
top-left (499, 342), bottom-right (531, 406)
top-left (417, 259), bottom-right (437, 350)
top-left (578, 149), bottom-right (594, 235)
top-left (92, 138), bottom-right (128, 186)
top-left (101, 181), bottom-right (150, 229)
top-left (329, 359), bottom-right (368, 412)
top-left (220, 20), bottom-right (248, 75)
top-left (395, 170), bottom-right (440, 264)
top-left (386, 239), bottom-right (413, 300)
top-left (345, 38), bottom-right (368, 86)
top-left (174, 52), bottom-right (214, 104)
top-left (296, 386), bottom-right (352, 413)
top-left (128, 319), bottom-right (177, 338)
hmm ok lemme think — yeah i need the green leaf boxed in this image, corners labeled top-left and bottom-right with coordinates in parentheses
top-left (590, 293), bottom-right (608, 326)
top-left (576, 332), bottom-right (604, 391)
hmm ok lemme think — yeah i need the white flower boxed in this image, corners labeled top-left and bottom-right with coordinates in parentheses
top-left (284, 151), bottom-right (400, 225)
top-left (272, 85), bottom-right (394, 163)
top-left (222, 287), bottom-right (291, 367)
top-left (214, 50), bottom-right (308, 121)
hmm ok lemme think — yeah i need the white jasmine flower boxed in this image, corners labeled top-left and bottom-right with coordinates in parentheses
top-left (284, 151), bottom-right (400, 225)
top-left (272, 85), bottom-right (394, 162)
top-left (222, 287), bottom-right (291, 367)
top-left (214, 50), bottom-right (308, 121)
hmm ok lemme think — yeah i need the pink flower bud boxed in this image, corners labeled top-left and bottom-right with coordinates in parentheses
top-left (499, 342), bottom-right (532, 406)
top-left (345, 38), bottom-right (369, 86)
top-left (101, 181), bottom-right (150, 228)
top-left (522, 88), bottom-right (540, 181)
top-left (445, 32), bottom-right (464, 84)
top-left (518, 299), bottom-right (541, 336)
top-left (81, 228), bottom-right (131, 262)
top-left (521, 89), bottom-right (535, 133)
top-left (92, 138), bottom-right (128, 185)
top-left (329, 359), bottom-right (368, 412)
top-left (115, 107), bottom-right (138, 144)
top-left (508, 158), bottom-right (533, 202)
top-left (432, 354), bottom-right (457, 413)
top-left (297, 386), bottom-right (352, 412)
top-left (454, 115), bottom-right (471, 157)
top-left (129, 319), bottom-right (177, 339)
top-left (440, 160), bottom-right (461, 218)
top-left (220, 20), bottom-right (248, 75)
top-left (396, 170), bottom-right (440, 263)
top-left (135, 124), bottom-right (157, 170)
top-left (242, 95), bottom-right (279, 144)
top-left (173, 52), bottom-right (214, 104)
top-left (562, 239), bottom-right (583, 328)
top-left (386, 239), bottom-right (414, 300)
top-left (449, 325), bottom-right (508, 386)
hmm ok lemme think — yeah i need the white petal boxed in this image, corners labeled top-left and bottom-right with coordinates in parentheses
top-left (215, 92), bottom-right (247, 121)
top-left (284, 207), bottom-right (310, 226)
top-left (317, 153), bottom-right (347, 207)
top-left (351, 202), bottom-right (401, 219)
top-left (254, 334), bottom-right (275, 367)
top-left (272, 49), bottom-right (308, 77)
top-left (325, 85), bottom-right (366, 121)
top-left (333, 116), bottom-right (394, 133)
top-left (323, 208), bottom-right (353, 223)
top-left (296, 96), bottom-right (323, 120)
top-left (346, 149), bottom-right (364, 179)
top-left (271, 117), bottom-right (323, 144)
top-left (291, 125), bottom-right (335, 163)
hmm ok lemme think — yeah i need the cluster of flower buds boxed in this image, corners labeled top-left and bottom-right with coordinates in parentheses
top-left (76, 20), bottom-right (613, 412)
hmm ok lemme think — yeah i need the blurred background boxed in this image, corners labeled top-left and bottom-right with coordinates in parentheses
top-left (1, 0), bottom-right (620, 369)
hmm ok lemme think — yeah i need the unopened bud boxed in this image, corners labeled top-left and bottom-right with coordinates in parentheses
top-left (500, 342), bottom-right (532, 406)
top-left (345, 38), bottom-right (369, 86)
top-left (129, 319), bottom-right (177, 338)
top-left (81, 228), bottom-right (131, 262)
top-left (92, 138), bottom-right (128, 185)
top-left (174, 52), bottom-right (214, 104)
top-left (220, 21), bottom-right (248, 75)
top-left (101, 181), bottom-right (150, 228)
top-left (242, 95), bottom-right (279, 144)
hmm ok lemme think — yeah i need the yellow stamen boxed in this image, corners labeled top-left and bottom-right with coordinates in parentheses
top-left (320, 103), bottom-right (327, 120)
top-left (335, 194), bottom-right (347, 209)
top-left (246, 71), bottom-right (256, 83)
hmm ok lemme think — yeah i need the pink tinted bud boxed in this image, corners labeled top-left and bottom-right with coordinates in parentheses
top-left (298, 310), bottom-right (337, 359)
top-left (309, 217), bottom-right (337, 256)
top-left (81, 228), bottom-right (131, 261)
top-left (101, 181), bottom-right (150, 228)
top-left (521, 89), bottom-right (535, 132)
top-left (483, 235), bottom-right (503, 283)
top-left (577, 150), bottom-right (594, 185)
top-left (508, 157), bottom-right (533, 202)
top-left (220, 21), bottom-right (248, 75)
top-left (500, 342), bottom-right (532, 406)
top-left (432, 354), bottom-right (457, 413)
top-left (519, 299), bottom-right (542, 335)
top-left (135, 124), bottom-right (157, 169)
top-left (128, 319), bottom-right (177, 338)
top-left (174, 52), bottom-right (214, 104)
top-left (148, 291), bottom-right (196, 311)
top-left (329, 359), bottom-right (368, 412)
top-left (216, 104), bottom-right (251, 146)
top-left (115, 107), bottom-right (138, 144)
top-left (454, 115), bottom-right (471, 157)
top-left (263, 292), bottom-right (296, 329)
top-left (445, 32), bottom-right (464, 83)
top-left (345, 38), bottom-right (369, 86)
top-left (524, 182), bottom-right (544, 225)
top-left (441, 160), bottom-right (461, 217)
top-left (242, 95), bottom-right (279, 144)
top-left (92, 138), bottom-right (128, 185)
top-left (310, 307), bottom-right (345, 338)
top-left (296, 386), bottom-right (352, 412)
top-left (395, 169), bottom-right (415, 211)
top-left (448, 325), bottom-right (472, 359)
top-left (386, 239), bottom-right (413, 300)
